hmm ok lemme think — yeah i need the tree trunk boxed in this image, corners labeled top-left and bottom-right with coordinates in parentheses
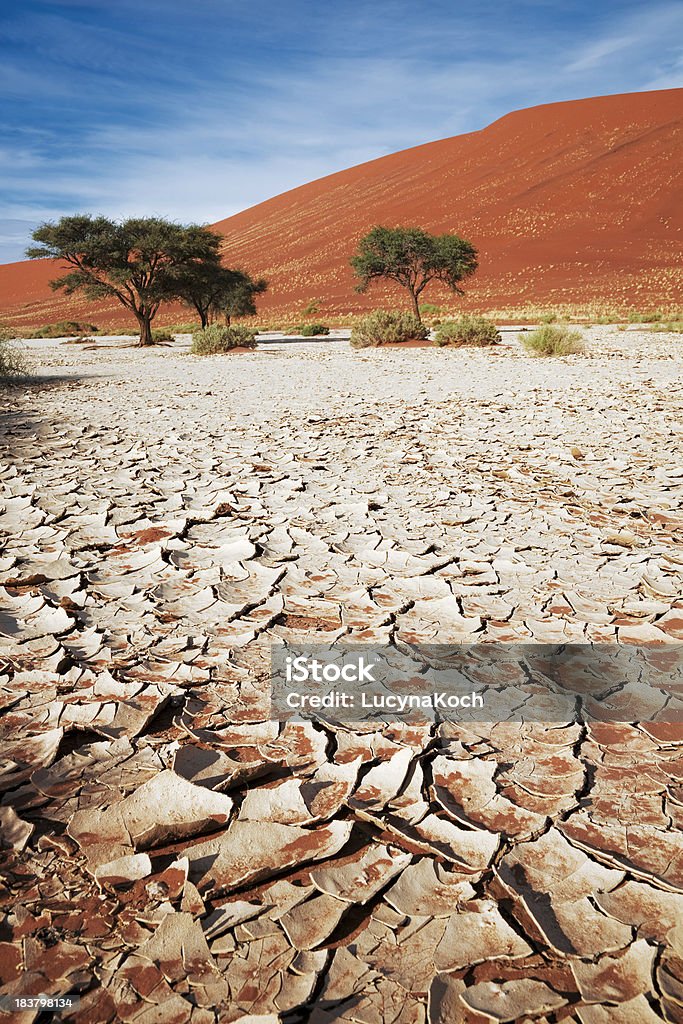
top-left (137, 315), bottom-right (154, 347)
top-left (409, 288), bottom-right (422, 323)
top-left (195, 301), bottom-right (209, 329)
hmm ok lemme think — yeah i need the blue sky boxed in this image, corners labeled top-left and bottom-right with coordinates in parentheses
top-left (1, 0), bottom-right (682, 263)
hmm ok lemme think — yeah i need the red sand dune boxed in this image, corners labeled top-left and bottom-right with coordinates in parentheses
top-left (1, 88), bottom-right (681, 328)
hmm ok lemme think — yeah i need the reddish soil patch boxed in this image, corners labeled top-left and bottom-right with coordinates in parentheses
top-left (279, 613), bottom-right (340, 631)
top-left (128, 527), bottom-right (173, 545)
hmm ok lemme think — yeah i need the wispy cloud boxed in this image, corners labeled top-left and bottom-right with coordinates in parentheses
top-left (565, 2), bottom-right (683, 72)
top-left (0, 0), bottom-right (681, 262)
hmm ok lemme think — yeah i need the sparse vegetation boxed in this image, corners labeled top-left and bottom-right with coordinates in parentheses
top-left (627, 310), bottom-right (662, 323)
top-left (167, 322), bottom-right (201, 334)
top-left (647, 321), bottom-right (683, 333)
top-left (302, 299), bottom-right (321, 315)
top-left (151, 327), bottom-right (175, 343)
top-left (0, 337), bottom-right (30, 379)
top-left (286, 323), bottom-right (330, 336)
top-left (93, 326), bottom-right (139, 336)
top-left (521, 324), bottom-right (585, 356)
top-left (104, 325), bottom-right (195, 336)
top-left (539, 312), bottom-right (558, 324)
top-left (20, 320), bottom-right (99, 339)
top-left (433, 315), bottom-right (500, 347)
top-left (350, 310), bottom-right (429, 348)
top-left (190, 323), bottom-right (257, 355)
top-left (351, 226), bottom-right (478, 322)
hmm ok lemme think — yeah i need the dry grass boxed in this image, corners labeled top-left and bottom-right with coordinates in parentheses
top-left (191, 324), bottom-right (257, 354)
top-left (433, 315), bottom-right (500, 347)
top-left (521, 324), bottom-right (585, 357)
top-left (0, 338), bottom-right (31, 379)
top-left (350, 310), bottom-right (428, 348)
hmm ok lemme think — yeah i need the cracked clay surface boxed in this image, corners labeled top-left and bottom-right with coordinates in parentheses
top-left (1, 328), bottom-right (682, 1022)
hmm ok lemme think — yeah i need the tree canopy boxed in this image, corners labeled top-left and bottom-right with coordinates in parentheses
top-left (174, 262), bottom-right (268, 328)
top-left (220, 272), bottom-right (268, 325)
top-left (350, 226), bottom-right (478, 321)
top-left (27, 215), bottom-right (224, 345)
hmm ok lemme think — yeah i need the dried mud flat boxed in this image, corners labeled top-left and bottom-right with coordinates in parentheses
top-left (1, 327), bottom-right (682, 1024)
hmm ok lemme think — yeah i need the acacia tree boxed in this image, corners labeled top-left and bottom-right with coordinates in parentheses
top-left (175, 263), bottom-right (267, 328)
top-left (220, 273), bottom-right (267, 325)
top-left (27, 215), bottom-right (224, 346)
top-left (351, 226), bottom-right (478, 322)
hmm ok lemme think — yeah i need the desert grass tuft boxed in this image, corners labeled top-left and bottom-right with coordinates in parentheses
top-left (285, 323), bottom-right (330, 336)
top-left (191, 323), bottom-right (257, 354)
top-left (350, 310), bottom-right (428, 348)
top-left (433, 315), bottom-right (500, 347)
top-left (647, 321), bottom-right (683, 334)
top-left (521, 324), bottom-right (584, 356)
top-left (0, 336), bottom-right (31, 379)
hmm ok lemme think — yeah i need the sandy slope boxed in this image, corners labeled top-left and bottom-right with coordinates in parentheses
top-left (0, 88), bottom-right (681, 330)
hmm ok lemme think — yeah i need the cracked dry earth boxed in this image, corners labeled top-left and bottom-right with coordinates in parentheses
top-left (1, 327), bottom-right (682, 1024)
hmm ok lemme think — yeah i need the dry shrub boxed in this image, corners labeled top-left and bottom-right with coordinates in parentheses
top-left (433, 315), bottom-right (499, 347)
top-left (191, 323), bottom-right (257, 354)
top-left (0, 338), bottom-right (31, 380)
top-left (521, 324), bottom-right (584, 356)
top-left (350, 310), bottom-right (428, 348)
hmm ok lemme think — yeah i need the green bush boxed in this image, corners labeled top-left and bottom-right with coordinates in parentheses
top-left (27, 320), bottom-right (99, 338)
top-left (191, 323), bottom-right (257, 355)
top-left (300, 323), bottom-right (330, 336)
top-left (0, 339), bottom-right (30, 379)
top-left (350, 310), bottom-right (428, 348)
top-left (285, 323), bottom-right (330, 336)
top-left (539, 312), bottom-right (558, 324)
top-left (521, 324), bottom-right (584, 356)
top-left (302, 299), bottom-right (320, 315)
top-left (151, 327), bottom-right (175, 343)
top-left (167, 322), bottom-right (201, 334)
top-left (46, 319), bottom-right (95, 335)
top-left (627, 310), bottom-right (662, 323)
top-left (433, 315), bottom-right (500, 347)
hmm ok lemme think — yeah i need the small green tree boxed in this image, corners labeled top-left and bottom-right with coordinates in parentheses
top-left (175, 262), bottom-right (238, 329)
top-left (220, 273), bottom-right (267, 325)
top-left (175, 264), bottom-right (267, 327)
top-left (351, 226), bottom-right (478, 322)
top-left (27, 216), bottom-right (223, 346)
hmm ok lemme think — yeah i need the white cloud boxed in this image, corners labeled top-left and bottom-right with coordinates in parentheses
top-left (564, 2), bottom-right (683, 76)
